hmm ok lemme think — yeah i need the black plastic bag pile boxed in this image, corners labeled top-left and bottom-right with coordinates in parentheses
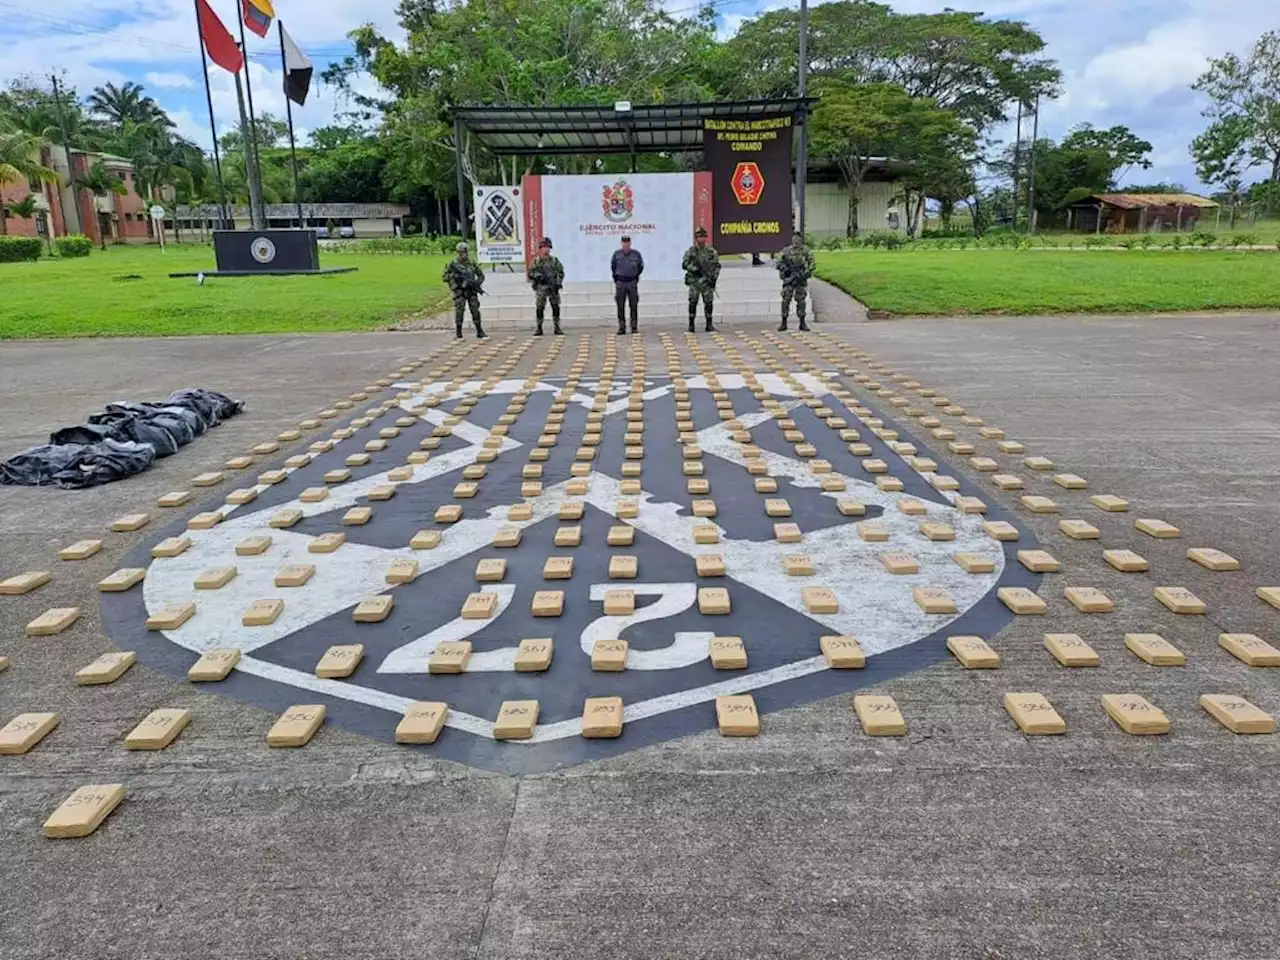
top-left (1, 388), bottom-right (245, 489)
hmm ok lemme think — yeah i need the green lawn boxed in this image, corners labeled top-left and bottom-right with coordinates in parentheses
top-left (816, 249), bottom-right (1280, 316)
top-left (0, 244), bottom-right (451, 339)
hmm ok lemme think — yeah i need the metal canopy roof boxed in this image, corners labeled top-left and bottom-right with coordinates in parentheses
top-left (450, 99), bottom-right (817, 157)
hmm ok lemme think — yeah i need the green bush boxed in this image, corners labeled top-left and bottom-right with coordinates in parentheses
top-left (820, 236), bottom-right (844, 251)
top-left (1231, 233), bottom-right (1259, 248)
top-left (1083, 236), bottom-right (1108, 249)
top-left (54, 235), bottom-right (93, 258)
top-left (920, 227), bottom-right (971, 240)
top-left (859, 229), bottom-right (907, 250)
top-left (1190, 230), bottom-right (1216, 248)
top-left (0, 236), bottom-right (43, 263)
top-left (1135, 233), bottom-right (1156, 249)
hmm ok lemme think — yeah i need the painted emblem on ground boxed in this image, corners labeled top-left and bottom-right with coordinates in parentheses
top-left (102, 372), bottom-right (1039, 774)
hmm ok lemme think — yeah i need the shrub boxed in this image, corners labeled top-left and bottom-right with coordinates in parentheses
top-left (1083, 236), bottom-right (1108, 249)
top-left (1190, 230), bottom-right (1216, 248)
top-left (1135, 233), bottom-right (1156, 249)
top-left (820, 236), bottom-right (844, 251)
top-left (54, 235), bottom-right (93, 258)
top-left (1170, 235), bottom-right (1183, 250)
top-left (1116, 237), bottom-right (1136, 250)
top-left (1230, 233), bottom-right (1259, 248)
top-left (859, 229), bottom-right (907, 249)
top-left (919, 227), bottom-right (971, 240)
top-left (0, 236), bottom-right (43, 263)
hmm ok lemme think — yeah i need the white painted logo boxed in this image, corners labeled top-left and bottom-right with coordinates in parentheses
top-left (137, 373), bottom-right (1006, 746)
top-left (250, 237), bottom-right (277, 264)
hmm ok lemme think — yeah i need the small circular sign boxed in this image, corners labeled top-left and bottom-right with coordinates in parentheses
top-left (250, 237), bottom-right (277, 264)
top-left (149, 204), bottom-right (166, 221)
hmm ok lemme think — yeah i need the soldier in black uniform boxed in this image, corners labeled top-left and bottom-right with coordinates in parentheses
top-left (610, 235), bottom-right (644, 334)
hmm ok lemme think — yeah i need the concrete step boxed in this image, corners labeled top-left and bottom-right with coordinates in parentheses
top-left (487, 303), bottom-right (785, 322)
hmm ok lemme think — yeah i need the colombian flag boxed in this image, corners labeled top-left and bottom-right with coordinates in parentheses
top-left (242, 0), bottom-right (275, 38)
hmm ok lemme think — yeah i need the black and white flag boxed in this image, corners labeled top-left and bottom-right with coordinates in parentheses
top-left (280, 24), bottom-right (313, 106)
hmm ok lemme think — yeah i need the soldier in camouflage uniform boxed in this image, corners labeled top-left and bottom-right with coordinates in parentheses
top-left (442, 242), bottom-right (486, 339)
top-left (527, 237), bottom-right (565, 336)
top-left (682, 226), bottom-right (721, 333)
top-left (775, 234), bottom-right (816, 331)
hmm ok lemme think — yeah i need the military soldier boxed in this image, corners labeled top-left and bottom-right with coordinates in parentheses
top-left (527, 237), bottom-right (565, 336)
top-left (682, 226), bottom-right (721, 333)
top-left (775, 234), bottom-right (816, 331)
top-left (442, 242), bottom-right (486, 339)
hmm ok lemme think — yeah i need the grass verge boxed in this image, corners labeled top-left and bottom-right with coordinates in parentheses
top-left (816, 249), bottom-right (1280, 316)
top-left (0, 244), bottom-right (452, 339)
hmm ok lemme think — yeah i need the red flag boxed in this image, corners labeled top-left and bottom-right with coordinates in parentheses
top-left (196, 0), bottom-right (245, 74)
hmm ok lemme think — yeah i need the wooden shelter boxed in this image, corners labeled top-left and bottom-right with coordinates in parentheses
top-left (1067, 193), bottom-right (1218, 233)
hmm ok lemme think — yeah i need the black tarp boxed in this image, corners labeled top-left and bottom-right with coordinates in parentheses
top-left (1, 388), bottom-right (244, 489)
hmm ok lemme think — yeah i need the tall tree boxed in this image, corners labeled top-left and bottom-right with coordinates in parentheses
top-left (716, 1), bottom-right (1059, 134)
top-left (73, 161), bottom-right (126, 248)
top-left (808, 81), bottom-right (975, 236)
top-left (999, 124), bottom-right (1153, 225)
top-left (1193, 31), bottom-right (1280, 209)
top-left (0, 129), bottom-right (58, 235)
top-left (1191, 115), bottom-right (1252, 225)
top-left (220, 114), bottom-right (290, 152)
top-left (88, 81), bottom-right (172, 130)
top-left (327, 0), bottom-right (720, 202)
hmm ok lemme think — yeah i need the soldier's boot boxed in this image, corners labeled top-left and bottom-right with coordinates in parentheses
top-left (553, 310), bottom-right (563, 335)
top-left (798, 314), bottom-right (810, 332)
top-left (688, 307), bottom-right (696, 334)
top-left (778, 314), bottom-right (789, 332)
top-left (455, 320), bottom-right (464, 339)
top-left (474, 319), bottom-right (487, 339)
top-left (630, 319), bottom-right (638, 335)
top-left (534, 317), bottom-right (544, 336)
top-left (704, 304), bottom-right (715, 333)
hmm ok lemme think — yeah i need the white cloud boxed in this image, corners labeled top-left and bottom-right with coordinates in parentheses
top-left (145, 71), bottom-right (195, 89)
top-left (4, 0), bottom-right (1276, 191)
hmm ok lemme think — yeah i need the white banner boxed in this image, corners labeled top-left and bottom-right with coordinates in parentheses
top-left (539, 173), bottom-right (693, 282)
top-left (474, 186), bottom-right (524, 263)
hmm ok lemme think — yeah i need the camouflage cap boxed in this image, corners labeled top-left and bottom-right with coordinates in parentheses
top-left (455, 242), bottom-right (469, 252)
top-left (539, 237), bottom-right (553, 248)
top-left (695, 227), bottom-right (708, 238)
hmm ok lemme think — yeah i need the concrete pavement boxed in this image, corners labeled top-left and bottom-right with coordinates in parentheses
top-left (1, 310), bottom-right (1278, 960)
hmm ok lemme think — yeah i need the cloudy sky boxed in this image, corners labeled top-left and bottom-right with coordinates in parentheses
top-left (1, 0), bottom-right (1273, 189)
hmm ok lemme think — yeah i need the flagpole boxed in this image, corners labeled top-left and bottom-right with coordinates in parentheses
top-left (193, 0), bottom-right (231, 229)
top-left (235, 3), bottom-right (266, 228)
top-left (279, 21), bottom-right (305, 229)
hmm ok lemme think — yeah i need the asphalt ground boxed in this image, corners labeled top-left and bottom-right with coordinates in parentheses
top-left (2, 308), bottom-right (1278, 960)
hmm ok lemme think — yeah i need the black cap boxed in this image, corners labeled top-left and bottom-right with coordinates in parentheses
top-left (695, 227), bottom-right (708, 238)
top-left (620, 235), bottom-right (631, 242)
top-left (539, 237), bottom-right (552, 248)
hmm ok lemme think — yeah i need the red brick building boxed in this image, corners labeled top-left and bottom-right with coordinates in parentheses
top-left (2, 147), bottom-right (154, 245)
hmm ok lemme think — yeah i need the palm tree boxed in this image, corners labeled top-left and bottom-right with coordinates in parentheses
top-left (0, 130), bottom-right (58, 236)
top-left (88, 82), bottom-right (172, 130)
top-left (73, 161), bottom-right (127, 249)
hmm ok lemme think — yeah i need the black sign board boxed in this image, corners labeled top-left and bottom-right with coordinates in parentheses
top-left (213, 229), bottom-right (320, 273)
top-left (704, 115), bottom-right (795, 254)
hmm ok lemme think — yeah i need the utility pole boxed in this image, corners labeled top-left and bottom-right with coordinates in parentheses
top-left (795, 0), bottom-right (809, 240)
top-left (233, 72), bottom-right (266, 229)
top-left (49, 73), bottom-right (81, 236)
top-left (235, 15), bottom-right (267, 228)
top-left (1026, 94), bottom-right (1040, 234)
top-left (1010, 101), bottom-right (1023, 232)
